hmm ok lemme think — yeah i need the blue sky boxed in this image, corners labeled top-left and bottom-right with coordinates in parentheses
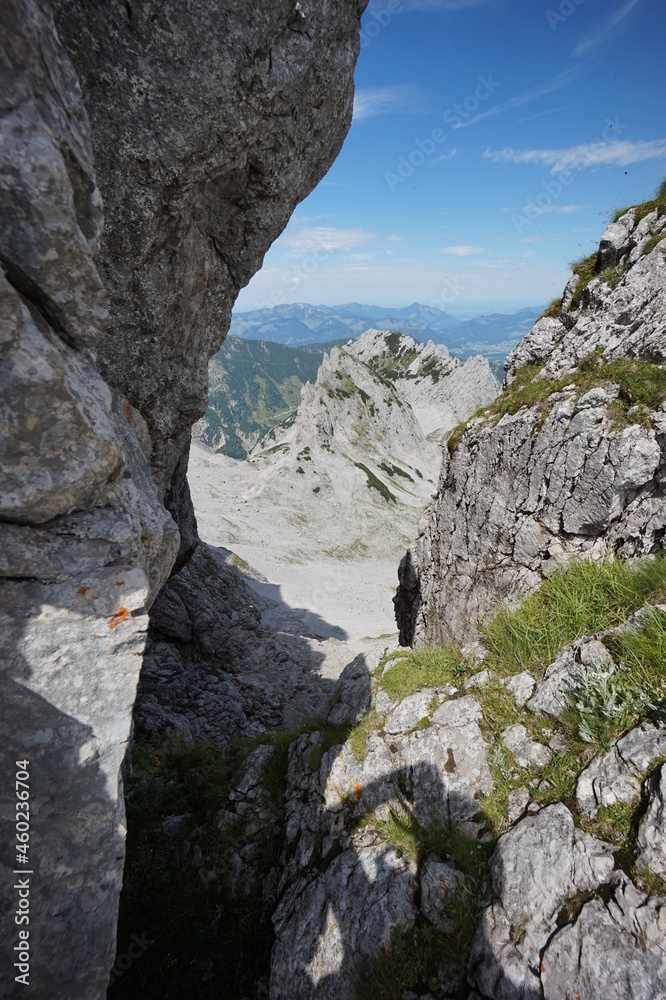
top-left (236, 0), bottom-right (666, 316)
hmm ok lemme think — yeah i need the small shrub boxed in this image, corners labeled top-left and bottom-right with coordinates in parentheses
top-left (569, 251), bottom-right (599, 310)
top-left (561, 660), bottom-right (656, 752)
top-left (541, 297), bottom-right (562, 319)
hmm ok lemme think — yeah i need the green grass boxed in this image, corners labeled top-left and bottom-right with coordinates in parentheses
top-left (643, 231), bottom-right (666, 257)
top-left (540, 297), bottom-right (562, 319)
top-left (349, 709), bottom-right (384, 761)
top-left (569, 251), bottom-right (599, 310)
top-left (612, 179), bottom-right (666, 225)
top-left (481, 556), bottom-right (666, 681)
top-left (378, 645), bottom-right (467, 700)
top-left (448, 355), bottom-right (666, 455)
top-left (602, 263), bottom-right (624, 289)
top-left (633, 178), bottom-right (666, 223)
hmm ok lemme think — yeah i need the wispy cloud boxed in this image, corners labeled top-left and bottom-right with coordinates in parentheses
top-left (573, 0), bottom-right (641, 57)
top-left (279, 226), bottom-right (376, 255)
top-left (452, 67), bottom-right (579, 129)
top-left (504, 204), bottom-right (583, 215)
top-left (485, 138), bottom-right (666, 173)
top-left (438, 147), bottom-right (460, 162)
top-left (516, 104), bottom-right (577, 126)
top-left (353, 85), bottom-right (423, 122)
top-left (440, 245), bottom-right (484, 256)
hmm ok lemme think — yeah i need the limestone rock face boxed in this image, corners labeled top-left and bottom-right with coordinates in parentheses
top-left (2, 0), bottom-right (366, 996)
top-left (0, 4), bottom-right (177, 997)
top-left (396, 205), bottom-right (666, 645)
top-left (52, 0), bottom-right (368, 563)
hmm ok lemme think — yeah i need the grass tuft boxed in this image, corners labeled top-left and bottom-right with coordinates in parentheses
top-left (378, 645), bottom-right (467, 700)
top-left (349, 709), bottom-right (383, 761)
top-left (569, 251), bottom-right (599, 310)
top-left (481, 556), bottom-right (666, 680)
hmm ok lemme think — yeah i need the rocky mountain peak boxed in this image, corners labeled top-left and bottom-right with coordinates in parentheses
top-left (396, 185), bottom-right (666, 647)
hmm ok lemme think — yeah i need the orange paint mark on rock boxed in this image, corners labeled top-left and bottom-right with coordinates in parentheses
top-left (77, 586), bottom-right (89, 595)
top-left (124, 403), bottom-right (133, 424)
top-left (352, 782), bottom-right (363, 801)
top-left (92, 595), bottom-right (99, 600)
top-left (202, 274), bottom-right (207, 283)
top-left (107, 607), bottom-right (130, 629)
top-left (114, 580), bottom-right (125, 586)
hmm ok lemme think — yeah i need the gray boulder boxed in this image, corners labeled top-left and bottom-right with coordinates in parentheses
top-left (52, 0), bottom-right (368, 563)
top-left (541, 875), bottom-right (666, 1000)
top-left (637, 767), bottom-right (666, 879)
top-left (468, 803), bottom-right (615, 999)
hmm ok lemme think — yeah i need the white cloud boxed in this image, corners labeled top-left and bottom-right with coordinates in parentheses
top-left (452, 67), bottom-right (579, 129)
top-left (352, 85), bottom-right (423, 122)
top-left (278, 226), bottom-right (376, 255)
top-left (485, 138), bottom-right (666, 173)
top-left (438, 147), bottom-right (460, 162)
top-left (504, 204), bottom-right (583, 216)
top-left (573, 0), bottom-right (641, 57)
top-left (440, 245), bottom-right (484, 256)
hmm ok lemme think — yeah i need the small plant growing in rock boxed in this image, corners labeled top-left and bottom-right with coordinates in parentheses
top-left (563, 660), bottom-right (656, 751)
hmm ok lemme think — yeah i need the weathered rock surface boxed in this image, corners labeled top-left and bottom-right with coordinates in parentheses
top-left (541, 875), bottom-right (666, 1000)
top-left (52, 0), bottom-right (368, 563)
top-left (137, 541), bottom-right (376, 743)
top-left (271, 831), bottom-right (418, 1000)
top-left (0, 4), bottom-right (176, 996)
top-left (396, 204), bottom-right (666, 645)
top-left (2, 0), bottom-right (367, 995)
top-left (469, 803), bottom-right (616, 999)
top-left (637, 767), bottom-right (666, 880)
top-left (576, 721), bottom-right (666, 816)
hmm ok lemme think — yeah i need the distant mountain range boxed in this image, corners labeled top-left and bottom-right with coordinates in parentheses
top-left (229, 302), bottom-right (543, 359)
top-left (196, 338), bottom-right (334, 459)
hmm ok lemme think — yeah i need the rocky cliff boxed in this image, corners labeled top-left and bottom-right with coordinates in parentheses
top-left (0, 1), bottom-right (366, 996)
top-left (396, 188), bottom-right (666, 646)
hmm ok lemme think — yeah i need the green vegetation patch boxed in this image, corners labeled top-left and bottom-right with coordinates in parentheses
top-left (643, 231), bottom-right (666, 257)
top-left (481, 555), bottom-right (666, 681)
top-left (569, 251), bottom-right (599, 310)
top-left (540, 297), bottom-right (562, 319)
top-left (378, 645), bottom-right (467, 700)
top-left (354, 462), bottom-right (397, 503)
top-left (602, 263), bottom-right (624, 289)
top-left (349, 709), bottom-right (384, 761)
top-left (448, 356), bottom-right (666, 454)
top-left (379, 461), bottom-right (414, 482)
top-left (633, 178), bottom-right (666, 223)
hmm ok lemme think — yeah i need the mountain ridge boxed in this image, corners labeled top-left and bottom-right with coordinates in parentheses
top-left (230, 302), bottom-right (542, 357)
